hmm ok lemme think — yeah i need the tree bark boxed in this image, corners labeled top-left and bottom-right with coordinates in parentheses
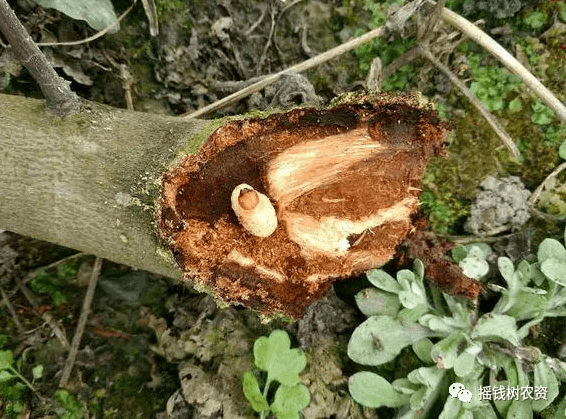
top-left (0, 93), bottom-right (213, 278)
top-left (0, 92), bottom-right (480, 317)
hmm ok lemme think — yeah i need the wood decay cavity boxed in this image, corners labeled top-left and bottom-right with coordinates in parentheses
top-left (156, 92), bottom-right (470, 319)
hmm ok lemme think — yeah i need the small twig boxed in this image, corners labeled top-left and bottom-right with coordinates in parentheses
top-left (0, 0), bottom-right (78, 115)
top-left (183, 25), bottom-right (385, 118)
top-left (529, 207), bottom-right (565, 223)
top-left (419, 0), bottom-right (446, 43)
top-left (103, 51), bottom-right (135, 110)
top-left (140, 0), bottom-right (158, 36)
top-left (21, 252), bottom-right (84, 285)
top-left (386, 0), bottom-right (427, 34)
top-left (0, 285), bottom-right (25, 335)
top-left (529, 161), bottom-right (566, 207)
top-left (6, 363), bottom-right (40, 396)
top-left (300, 17), bottom-right (315, 58)
top-left (36, 0), bottom-right (137, 46)
top-left (527, 161), bottom-right (566, 222)
top-left (212, 75), bottom-right (269, 93)
top-left (255, 3), bottom-right (277, 73)
top-left (16, 280), bottom-right (70, 349)
top-left (59, 257), bottom-right (103, 388)
top-left (232, 46), bottom-right (250, 81)
top-left (278, 0), bottom-right (305, 18)
top-left (437, 232), bottom-right (517, 245)
top-left (272, 0), bottom-right (305, 57)
top-left (419, 46), bottom-right (520, 159)
top-left (244, 4), bottom-right (268, 36)
top-left (438, 3), bottom-right (566, 124)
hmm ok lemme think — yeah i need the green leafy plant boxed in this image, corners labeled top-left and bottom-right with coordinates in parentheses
top-left (0, 349), bottom-right (44, 415)
top-left (523, 10), bottom-right (546, 30)
top-left (519, 41), bottom-right (540, 66)
top-left (523, 10), bottom-right (547, 31)
top-left (543, 124), bottom-right (565, 145)
top-left (452, 243), bottom-right (492, 279)
top-left (0, 349), bottom-right (42, 393)
top-left (352, 0), bottom-right (414, 90)
top-left (468, 54), bottom-right (522, 112)
top-left (362, 0), bottom-right (387, 28)
top-left (348, 226), bottom-right (566, 418)
top-left (54, 389), bottom-right (85, 419)
top-left (30, 261), bottom-right (79, 306)
top-left (243, 330), bottom-right (310, 419)
top-left (531, 99), bottom-right (554, 125)
top-left (382, 64), bottom-right (416, 92)
top-left (529, 100), bottom-right (564, 150)
top-left (418, 191), bottom-right (457, 234)
top-left (560, 1), bottom-right (566, 23)
top-left (559, 140), bottom-right (566, 160)
top-left (508, 96), bottom-right (523, 112)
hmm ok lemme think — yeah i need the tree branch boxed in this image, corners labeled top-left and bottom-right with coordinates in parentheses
top-left (59, 257), bottom-right (102, 388)
top-left (0, 0), bottom-right (79, 115)
top-left (0, 93), bottom-right (209, 278)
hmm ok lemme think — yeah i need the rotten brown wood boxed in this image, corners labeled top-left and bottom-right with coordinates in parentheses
top-left (157, 92), bottom-right (451, 318)
top-left (398, 219), bottom-right (483, 301)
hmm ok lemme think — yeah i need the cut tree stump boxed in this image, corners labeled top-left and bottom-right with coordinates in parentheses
top-left (157, 92), bottom-right (452, 318)
top-left (0, 92), bottom-right (478, 319)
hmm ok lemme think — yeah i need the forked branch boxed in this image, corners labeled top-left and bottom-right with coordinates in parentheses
top-left (0, 0), bottom-right (79, 115)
